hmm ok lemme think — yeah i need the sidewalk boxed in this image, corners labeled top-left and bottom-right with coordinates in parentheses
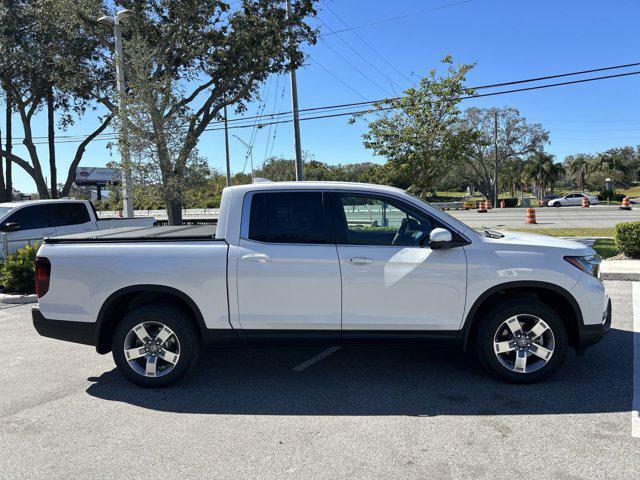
top-left (600, 260), bottom-right (640, 281)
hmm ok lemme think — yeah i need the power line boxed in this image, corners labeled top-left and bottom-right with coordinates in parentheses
top-left (322, 2), bottom-right (414, 85)
top-left (317, 15), bottom-right (403, 93)
top-left (474, 61), bottom-right (640, 90)
top-left (316, 36), bottom-right (392, 95)
top-left (8, 62), bottom-right (640, 145)
top-left (11, 60), bottom-right (640, 141)
top-left (308, 58), bottom-right (369, 100)
top-left (319, 0), bottom-right (474, 37)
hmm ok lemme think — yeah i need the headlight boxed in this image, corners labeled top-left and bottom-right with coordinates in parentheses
top-left (564, 254), bottom-right (601, 277)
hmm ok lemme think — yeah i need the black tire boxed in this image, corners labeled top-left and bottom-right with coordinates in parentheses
top-left (475, 298), bottom-right (568, 383)
top-left (553, 202), bottom-right (561, 207)
top-left (112, 304), bottom-right (200, 388)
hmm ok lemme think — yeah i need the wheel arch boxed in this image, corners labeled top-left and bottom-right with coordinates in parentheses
top-left (95, 285), bottom-right (206, 354)
top-left (461, 281), bottom-right (583, 351)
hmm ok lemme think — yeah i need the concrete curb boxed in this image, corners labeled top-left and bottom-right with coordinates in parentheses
top-left (600, 273), bottom-right (640, 282)
top-left (0, 293), bottom-right (37, 304)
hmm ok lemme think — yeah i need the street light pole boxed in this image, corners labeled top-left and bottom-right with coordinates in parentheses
top-left (286, 0), bottom-right (304, 181)
top-left (98, 10), bottom-right (134, 217)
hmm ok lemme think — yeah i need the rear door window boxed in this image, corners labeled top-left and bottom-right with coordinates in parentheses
top-left (246, 192), bottom-right (329, 244)
top-left (50, 203), bottom-right (91, 227)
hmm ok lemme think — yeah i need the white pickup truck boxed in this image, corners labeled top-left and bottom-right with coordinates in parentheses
top-left (0, 199), bottom-right (155, 259)
top-left (32, 182), bottom-right (610, 387)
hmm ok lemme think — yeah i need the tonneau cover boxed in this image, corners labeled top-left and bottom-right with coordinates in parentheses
top-left (44, 225), bottom-right (218, 243)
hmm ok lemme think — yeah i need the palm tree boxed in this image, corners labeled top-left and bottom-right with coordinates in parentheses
top-left (525, 152), bottom-right (555, 198)
top-left (545, 162), bottom-right (565, 193)
top-left (565, 154), bottom-right (591, 191)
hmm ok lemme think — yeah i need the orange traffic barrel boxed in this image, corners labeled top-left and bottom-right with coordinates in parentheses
top-left (620, 197), bottom-right (631, 210)
top-left (581, 196), bottom-right (590, 208)
top-left (486, 199), bottom-right (491, 210)
top-left (526, 207), bottom-right (537, 224)
top-left (477, 200), bottom-right (487, 213)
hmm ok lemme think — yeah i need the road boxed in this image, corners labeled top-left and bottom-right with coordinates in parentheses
top-left (1, 281), bottom-right (639, 479)
top-left (449, 205), bottom-right (640, 229)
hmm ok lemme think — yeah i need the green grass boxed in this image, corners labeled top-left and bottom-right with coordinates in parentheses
top-left (508, 227), bottom-right (614, 237)
top-left (618, 185), bottom-right (640, 198)
top-left (592, 238), bottom-right (619, 259)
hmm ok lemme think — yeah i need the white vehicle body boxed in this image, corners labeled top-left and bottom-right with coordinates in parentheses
top-left (0, 199), bottom-right (155, 259)
top-left (547, 192), bottom-right (599, 207)
top-left (32, 182), bottom-right (611, 386)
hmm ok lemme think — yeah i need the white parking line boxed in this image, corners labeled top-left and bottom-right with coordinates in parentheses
top-left (293, 346), bottom-right (342, 372)
top-left (632, 282), bottom-right (640, 438)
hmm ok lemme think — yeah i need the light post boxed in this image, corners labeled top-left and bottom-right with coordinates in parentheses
top-left (98, 9), bottom-right (135, 218)
top-left (233, 135), bottom-right (254, 182)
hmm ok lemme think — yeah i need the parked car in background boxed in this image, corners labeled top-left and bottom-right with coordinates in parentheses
top-left (540, 194), bottom-right (561, 207)
top-left (0, 199), bottom-right (155, 259)
top-left (32, 181), bottom-right (610, 388)
top-left (547, 193), bottom-right (599, 207)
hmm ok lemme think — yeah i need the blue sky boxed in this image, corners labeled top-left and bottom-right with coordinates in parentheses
top-left (5, 0), bottom-right (640, 193)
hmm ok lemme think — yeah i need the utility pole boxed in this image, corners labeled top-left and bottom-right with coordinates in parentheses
top-left (5, 93), bottom-right (12, 201)
top-left (286, 0), bottom-right (304, 181)
top-left (223, 105), bottom-right (231, 187)
top-left (98, 10), bottom-right (135, 217)
top-left (493, 110), bottom-right (499, 208)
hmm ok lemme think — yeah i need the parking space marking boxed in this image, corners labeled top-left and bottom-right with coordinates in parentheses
top-left (633, 282), bottom-right (640, 438)
top-left (293, 346), bottom-right (342, 371)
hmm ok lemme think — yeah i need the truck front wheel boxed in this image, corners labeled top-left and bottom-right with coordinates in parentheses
top-left (475, 298), bottom-right (568, 383)
top-left (112, 305), bottom-right (200, 388)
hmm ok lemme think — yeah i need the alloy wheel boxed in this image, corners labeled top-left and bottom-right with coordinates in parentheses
top-left (493, 314), bottom-right (555, 374)
top-left (123, 321), bottom-right (181, 377)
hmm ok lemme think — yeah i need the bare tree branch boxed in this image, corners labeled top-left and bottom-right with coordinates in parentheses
top-left (60, 113), bottom-right (115, 196)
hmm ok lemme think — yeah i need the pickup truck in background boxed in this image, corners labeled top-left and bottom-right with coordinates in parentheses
top-left (0, 199), bottom-right (155, 259)
top-left (32, 182), bottom-right (610, 388)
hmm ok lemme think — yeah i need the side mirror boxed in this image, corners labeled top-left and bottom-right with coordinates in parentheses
top-left (1, 222), bottom-right (21, 232)
top-left (429, 228), bottom-right (453, 250)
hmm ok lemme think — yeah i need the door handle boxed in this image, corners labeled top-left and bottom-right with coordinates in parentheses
top-left (348, 257), bottom-right (373, 265)
top-left (241, 253), bottom-right (271, 263)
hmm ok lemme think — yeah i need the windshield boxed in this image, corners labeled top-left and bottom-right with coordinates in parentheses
top-left (0, 206), bottom-right (14, 219)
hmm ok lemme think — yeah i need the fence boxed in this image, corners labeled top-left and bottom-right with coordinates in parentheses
top-left (1, 232), bottom-right (44, 261)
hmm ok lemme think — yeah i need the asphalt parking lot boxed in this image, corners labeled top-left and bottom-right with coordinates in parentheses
top-left (1, 280), bottom-right (639, 479)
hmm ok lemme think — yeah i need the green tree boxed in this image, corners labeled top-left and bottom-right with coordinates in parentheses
top-left (0, 0), bottom-right (114, 198)
top-left (459, 107), bottom-right (549, 205)
top-left (111, 0), bottom-right (317, 224)
top-left (355, 56), bottom-right (476, 197)
top-left (564, 154), bottom-right (591, 191)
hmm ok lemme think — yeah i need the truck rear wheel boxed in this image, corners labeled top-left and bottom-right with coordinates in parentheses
top-left (112, 305), bottom-right (200, 388)
top-left (475, 298), bottom-right (568, 383)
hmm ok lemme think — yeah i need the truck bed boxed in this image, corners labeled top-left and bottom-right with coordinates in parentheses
top-left (44, 225), bottom-right (219, 243)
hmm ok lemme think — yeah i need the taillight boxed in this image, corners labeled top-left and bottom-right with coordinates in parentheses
top-left (35, 257), bottom-right (51, 298)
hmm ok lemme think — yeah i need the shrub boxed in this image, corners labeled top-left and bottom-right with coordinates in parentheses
top-left (614, 222), bottom-right (640, 258)
top-left (599, 189), bottom-right (625, 202)
top-left (0, 243), bottom-right (39, 294)
top-left (502, 198), bottom-right (518, 208)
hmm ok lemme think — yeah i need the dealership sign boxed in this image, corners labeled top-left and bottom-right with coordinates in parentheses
top-left (75, 167), bottom-right (121, 185)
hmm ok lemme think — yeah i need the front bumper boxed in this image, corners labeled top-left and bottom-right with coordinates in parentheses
top-left (32, 308), bottom-right (96, 347)
top-left (576, 298), bottom-right (611, 353)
